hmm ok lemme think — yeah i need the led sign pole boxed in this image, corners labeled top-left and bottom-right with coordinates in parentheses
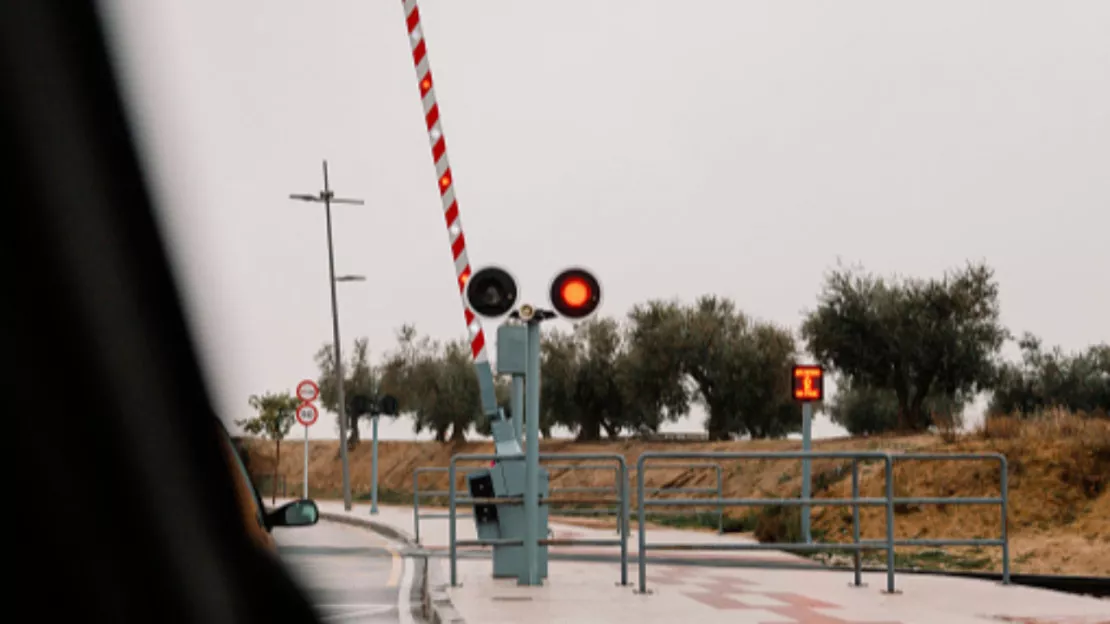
top-left (792, 364), bottom-right (824, 544)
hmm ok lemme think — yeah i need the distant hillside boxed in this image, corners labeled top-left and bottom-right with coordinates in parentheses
top-left (242, 410), bottom-right (1109, 576)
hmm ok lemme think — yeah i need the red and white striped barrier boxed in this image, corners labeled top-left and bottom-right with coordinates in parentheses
top-left (400, 0), bottom-right (497, 413)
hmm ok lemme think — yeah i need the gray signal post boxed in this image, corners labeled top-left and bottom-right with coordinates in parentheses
top-left (289, 160), bottom-right (365, 512)
top-left (522, 308), bottom-right (546, 586)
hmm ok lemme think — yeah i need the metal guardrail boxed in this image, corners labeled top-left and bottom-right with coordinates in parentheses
top-left (636, 451), bottom-right (1012, 596)
top-left (545, 463), bottom-right (625, 534)
top-left (448, 452), bottom-right (630, 587)
top-left (879, 453), bottom-right (1010, 583)
top-left (413, 467), bottom-right (473, 545)
top-left (632, 462), bottom-right (724, 535)
top-left (637, 451), bottom-right (898, 594)
top-left (414, 462), bottom-right (625, 542)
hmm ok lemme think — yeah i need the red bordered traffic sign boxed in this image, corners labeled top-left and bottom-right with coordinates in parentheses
top-left (295, 402), bottom-right (319, 427)
top-left (296, 379), bottom-right (320, 403)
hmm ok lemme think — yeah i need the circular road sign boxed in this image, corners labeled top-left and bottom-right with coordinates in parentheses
top-left (296, 379), bottom-right (320, 403)
top-left (295, 402), bottom-right (319, 427)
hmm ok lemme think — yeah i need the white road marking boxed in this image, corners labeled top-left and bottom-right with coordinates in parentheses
top-left (398, 553), bottom-right (416, 624)
top-left (320, 605), bottom-right (395, 621)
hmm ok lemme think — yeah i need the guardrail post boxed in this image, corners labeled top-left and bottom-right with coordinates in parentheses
top-left (617, 466), bottom-right (626, 535)
top-left (449, 459), bottom-right (458, 587)
top-left (413, 470), bottom-right (421, 545)
top-left (883, 454), bottom-right (896, 594)
top-left (715, 465), bottom-right (724, 535)
top-left (1000, 456), bottom-right (1010, 585)
top-left (618, 459), bottom-right (629, 586)
top-left (636, 457), bottom-right (648, 594)
top-left (851, 459), bottom-right (862, 587)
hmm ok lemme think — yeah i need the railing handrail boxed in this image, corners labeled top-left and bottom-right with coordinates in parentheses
top-left (635, 450), bottom-right (1010, 596)
top-left (448, 451), bottom-right (630, 588)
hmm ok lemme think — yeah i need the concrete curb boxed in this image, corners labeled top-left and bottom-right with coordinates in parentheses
top-left (318, 511), bottom-right (465, 624)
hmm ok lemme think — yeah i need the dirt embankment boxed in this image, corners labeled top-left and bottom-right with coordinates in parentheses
top-left (242, 411), bottom-right (1110, 576)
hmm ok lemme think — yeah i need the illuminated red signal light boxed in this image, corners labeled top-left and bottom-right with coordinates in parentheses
top-left (550, 268), bottom-right (601, 320)
top-left (560, 278), bottom-right (591, 308)
top-left (792, 365), bottom-right (824, 402)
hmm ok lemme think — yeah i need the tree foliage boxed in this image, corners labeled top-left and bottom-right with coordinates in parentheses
top-left (681, 296), bottom-right (799, 440)
top-left (541, 318), bottom-right (633, 441)
top-left (801, 262), bottom-right (1006, 432)
top-left (315, 338), bottom-right (379, 446)
top-left (376, 325), bottom-right (512, 443)
top-left (276, 261), bottom-right (1104, 442)
top-left (621, 301), bottom-right (692, 432)
top-left (236, 392), bottom-right (298, 503)
top-left (825, 378), bottom-right (970, 436)
top-left (238, 392), bottom-right (299, 441)
top-left (989, 335), bottom-right (1110, 416)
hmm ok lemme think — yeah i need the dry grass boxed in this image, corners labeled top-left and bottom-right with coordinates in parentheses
top-left (810, 409), bottom-right (1110, 575)
top-left (243, 410), bottom-right (1109, 576)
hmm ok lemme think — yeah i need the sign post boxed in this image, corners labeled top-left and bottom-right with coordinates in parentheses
top-left (295, 380), bottom-right (321, 499)
top-left (366, 395), bottom-right (399, 516)
top-left (792, 365), bottom-right (824, 544)
top-left (370, 415), bottom-right (379, 515)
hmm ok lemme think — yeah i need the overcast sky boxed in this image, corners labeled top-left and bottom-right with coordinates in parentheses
top-left (99, 1), bottom-right (1109, 441)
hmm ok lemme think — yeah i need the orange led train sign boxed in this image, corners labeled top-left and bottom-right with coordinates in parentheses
top-left (792, 365), bottom-right (824, 402)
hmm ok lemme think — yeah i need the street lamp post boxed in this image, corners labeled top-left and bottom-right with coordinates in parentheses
top-left (289, 160), bottom-right (365, 512)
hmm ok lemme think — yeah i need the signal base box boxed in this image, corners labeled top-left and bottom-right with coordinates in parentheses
top-left (466, 461), bottom-right (550, 581)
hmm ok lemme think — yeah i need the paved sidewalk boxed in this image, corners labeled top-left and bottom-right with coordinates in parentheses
top-left (310, 501), bottom-right (1110, 624)
top-left (398, 500), bottom-right (812, 567)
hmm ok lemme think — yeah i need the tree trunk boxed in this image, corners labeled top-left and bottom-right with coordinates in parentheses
top-left (602, 421), bottom-right (620, 440)
top-left (272, 438), bottom-right (280, 506)
top-left (894, 381), bottom-right (910, 432)
top-left (434, 427), bottom-right (447, 443)
top-left (705, 405), bottom-right (731, 441)
top-left (349, 416), bottom-right (361, 446)
top-left (450, 423), bottom-right (467, 443)
top-left (576, 419), bottom-right (602, 442)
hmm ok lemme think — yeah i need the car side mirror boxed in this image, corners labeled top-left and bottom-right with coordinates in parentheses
top-left (267, 499), bottom-right (319, 528)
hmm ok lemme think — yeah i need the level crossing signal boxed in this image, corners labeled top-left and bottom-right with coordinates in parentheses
top-left (549, 268), bottom-right (601, 320)
top-left (465, 266), bottom-right (603, 322)
top-left (464, 266), bottom-right (518, 318)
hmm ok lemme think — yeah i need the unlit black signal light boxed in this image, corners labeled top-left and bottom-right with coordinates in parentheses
top-left (465, 266), bottom-right (518, 318)
top-left (549, 268), bottom-right (601, 320)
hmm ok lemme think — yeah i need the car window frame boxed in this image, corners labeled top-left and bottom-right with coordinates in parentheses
top-left (218, 421), bottom-right (270, 532)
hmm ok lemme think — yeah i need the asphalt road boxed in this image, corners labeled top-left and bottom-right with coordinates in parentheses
top-left (275, 520), bottom-right (419, 623)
